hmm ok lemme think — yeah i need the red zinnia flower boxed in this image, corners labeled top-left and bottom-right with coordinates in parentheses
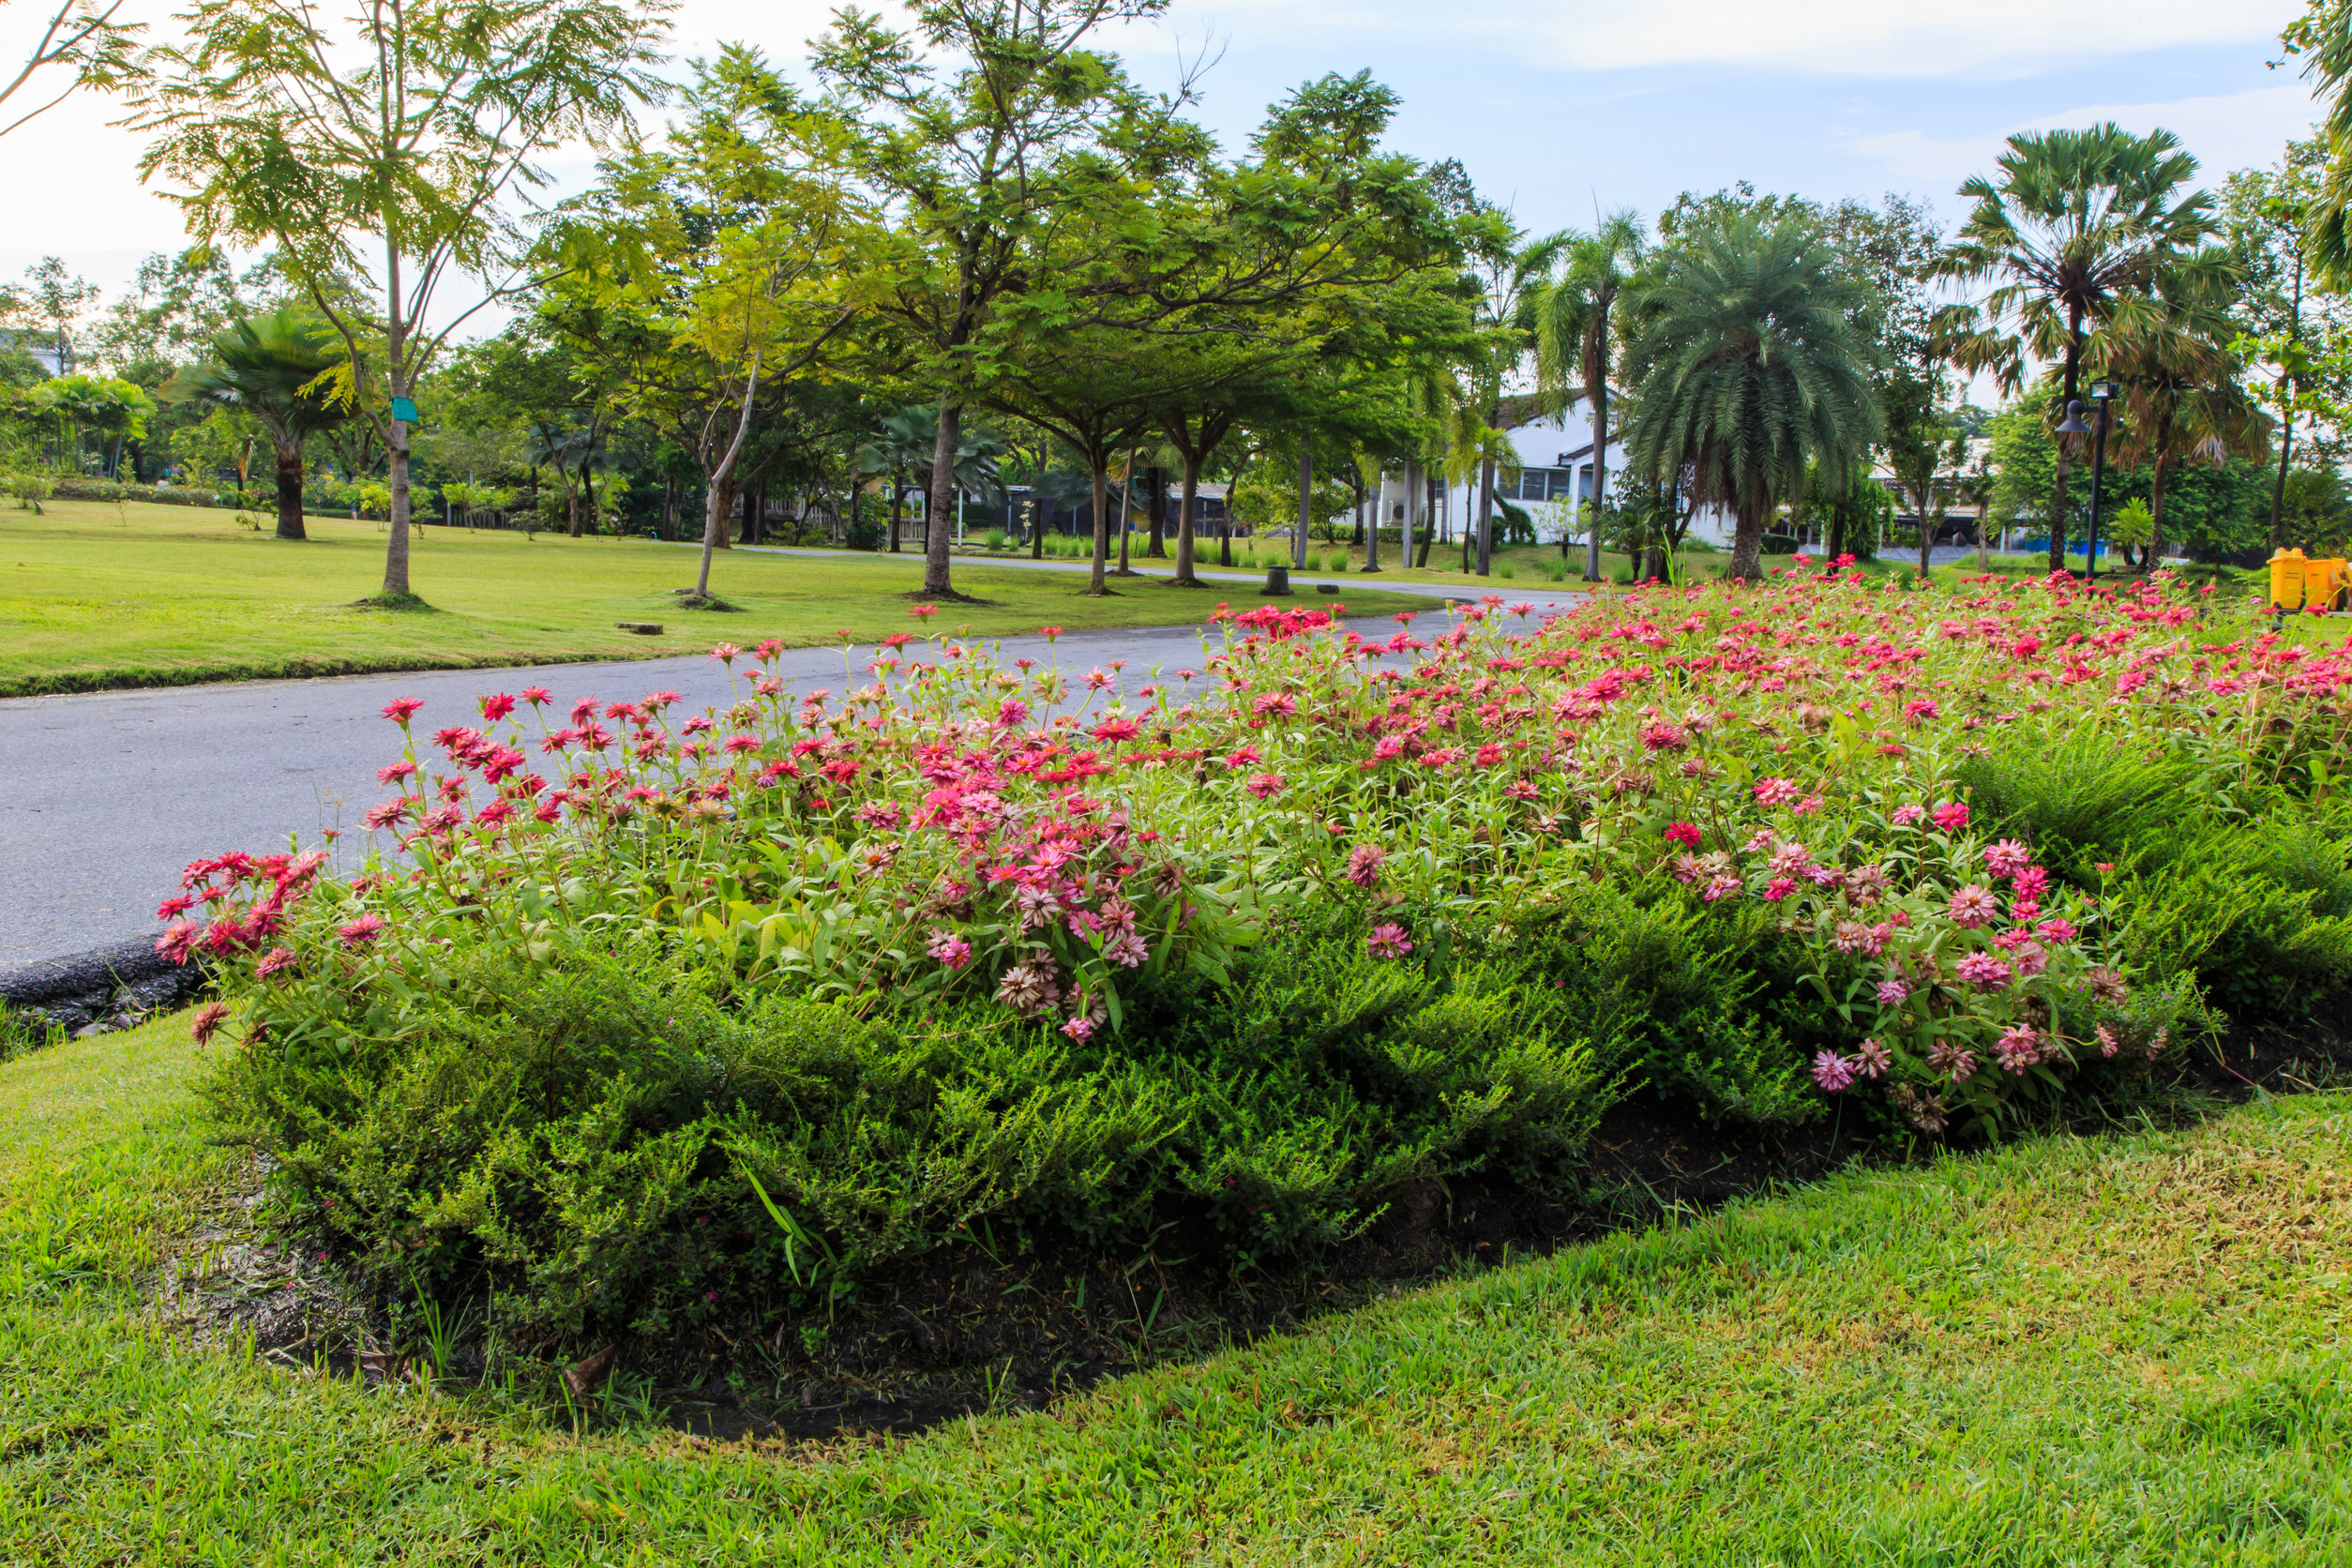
top-left (189, 1002), bottom-right (231, 1046)
top-left (339, 913), bottom-right (387, 946)
top-left (478, 693), bottom-right (517, 722)
top-left (381, 697), bottom-right (425, 723)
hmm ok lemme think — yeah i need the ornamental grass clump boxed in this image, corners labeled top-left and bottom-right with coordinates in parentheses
top-left (171, 565), bottom-right (2352, 1326)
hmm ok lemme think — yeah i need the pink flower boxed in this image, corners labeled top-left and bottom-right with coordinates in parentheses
top-left (381, 697), bottom-right (425, 723)
top-left (2012, 866), bottom-right (2050, 901)
top-left (1875, 979), bottom-right (1909, 1006)
top-left (1891, 804), bottom-right (1925, 826)
top-left (1793, 794), bottom-right (1825, 816)
top-left (255, 946), bottom-right (299, 980)
top-left (1902, 699), bottom-right (1939, 724)
top-left (996, 700), bottom-right (1031, 729)
top-left (1930, 800), bottom-right (1970, 832)
top-left (1663, 822), bottom-right (1703, 848)
top-left (1953, 950), bottom-right (2013, 990)
top-left (926, 929), bottom-right (974, 970)
top-left (1366, 923), bottom-right (1414, 960)
top-left (156, 921), bottom-right (200, 965)
top-left (189, 1001), bottom-right (231, 1046)
top-left (478, 693), bottom-right (517, 722)
top-left (1346, 845), bottom-right (1386, 888)
top-left (1061, 1016), bottom-right (1095, 1043)
top-left (1754, 776), bottom-right (1799, 807)
top-left (1093, 717), bottom-right (1141, 743)
top-left (2033, 917), bottom-right (2078, 944)
top-left (1104, 931), bottom-right (1150, 968)
top-left (1812, 1050), bottom-right (1855, 1092)
top-left (521, 686), bottom-right (552, 706)
top-left (1982, 839), bottom-right (2034, 881)
top-left (1995, 1023), bottom-right (2042, 1074)
top-left (1372, 736), bottom-right (1406, 761)
top-left (1763, 877), bottom-right (1798, 901)
top-left (1947, 884), bottom-right (1999, 927)
top-left (1244, 772), bottom-right (1286, 799)
top-left (710, 642), bottom-right (741, 664)
top-left (338, 913), bottom-right (387, 946)
top-left (722, 733), bottom-right (761, 755)
top-left (377, 761), bottom-right (417, 785)
top-left (1853, 1038), bottom-right (1891, 1078)
top-left (909, 604), bottom-right (939, 620)
top-left (1701, 874), bottom-right (1742, 902)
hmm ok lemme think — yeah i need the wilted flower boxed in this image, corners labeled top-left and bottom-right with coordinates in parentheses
top-left (189, 1002), bottom-right (231, 1046)
top-left (1853, 1038), bottom-right (1891, 1078)
top-left (1927, 1038), bottom-right (1978, 1082)
top-left (1995, 1023), bottom-right (2042, 1074)
top-left (1345, 844), bottom-right (1386, 888)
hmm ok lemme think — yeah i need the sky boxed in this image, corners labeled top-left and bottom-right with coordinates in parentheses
top-left (0, 0), bottom-right (2329, 316)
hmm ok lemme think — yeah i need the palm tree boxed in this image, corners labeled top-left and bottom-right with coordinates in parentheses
top-left (166, 307), bottom-right (350, 541)
top-left (2088, 281), bottom-right (2269, 569)
top-left (1452, 209), bottom-right (1570, 574)
top-left (1619, 214), bottom-right (1882, 581)
top-left (1533, 212), bottom-right (1649, 581)
top-left (1934, 124), bottom-right (2226, 571)
top-left (854, 402), bottom-right (1007, 556)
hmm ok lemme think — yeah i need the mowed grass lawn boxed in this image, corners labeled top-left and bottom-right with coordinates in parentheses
top-left (6, 1013), bottom-right (2348, 1564)
top-left (0, 500), bottom-right (1428, 696)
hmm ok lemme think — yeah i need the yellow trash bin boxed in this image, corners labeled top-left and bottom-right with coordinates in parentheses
top-left (2312, 558), bottom-right (2352, 611)
top-left (2270, 549), bottom-right (2309, 611)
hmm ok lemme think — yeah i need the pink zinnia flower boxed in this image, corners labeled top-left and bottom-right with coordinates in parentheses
top-left (2012, 866), bottom-right (2050, 901)
top-left (189, 1002), bottom-right (231, 1046)
top-left (1366, 923), bottom-right (1414, 960)
top-left (1930, 800), bottom-right (1970, 832)
top-left (1982, 839), bottom-right (2034, 881)
top-left (1853, 1038), bottom-right (1891, 1078)
top-left (1062, 1016), bottom-right (1095, 1043)
top-left (1763, 877), bottom-right (1798, 901)
top-left (710, 642), bottom-right (741, 663)
top-left (1875, 979), bottom-right (1909, 1006)
top-left (1244, 772), bottom-right (1285, 799)
top-left (1995, 1023), bottom-right (2042, 1074)
top-left (1372, 736), bottom-right (1406, 761)
top-left (1701, 874), bottom-right (1742, 902)
top-left (338, 913), bottom-right (387, 947)
top-left (1663, 822), bottom-right (1703, 848)
top-left (996, 700), bottom-right (1031, 729)
top-left (1753, 776), bottom-right (1799, 807)
top-left (1093, 717), bottom-right (1141, 743)
top-left (256, 946), bottom-right (299, 980)
top-left (1812, 1050), bottom-right (1855, 1092)
top-left (381, 697), bottom-right (425, 723)
top-left (521, 686), bottom-right (552, 706)
top-left (1953, 950), bottom-right (2013, 990)
top-left (377, 761), bottom-right (417, 785)
top-left (1346, 845), bottom-right (1386, 888)
top-left (478, 693), bottom-right (517, 722)
top-left (1902, 699), bottom-right (1939, 724)
top-left (1891, 804), bottom-right (1925, 826)
top-left (1947, 884), bottom-right (1999, 928)
top-left (156, 921), bottom-right (200, 966)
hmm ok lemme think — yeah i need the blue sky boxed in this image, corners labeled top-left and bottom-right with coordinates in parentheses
top-left (0, 0), bottom-right (2326, 306)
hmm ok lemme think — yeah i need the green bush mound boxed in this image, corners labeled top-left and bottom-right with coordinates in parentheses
top-left (212, 882), bottom-right (1879, 1344)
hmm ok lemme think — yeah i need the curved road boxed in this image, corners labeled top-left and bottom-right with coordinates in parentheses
top-left (1, 563), bottom-right (1584, 966)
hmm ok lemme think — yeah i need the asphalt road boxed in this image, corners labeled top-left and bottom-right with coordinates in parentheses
top-left (2, 569), bottom-right (1584, 967)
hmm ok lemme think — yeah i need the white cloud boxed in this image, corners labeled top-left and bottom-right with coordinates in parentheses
top-left (1851, 80), bottom-right (2326, 194)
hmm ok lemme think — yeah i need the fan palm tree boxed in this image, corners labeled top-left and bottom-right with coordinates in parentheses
top-left (1619, 214), bottom-right (1882, 581)
top-left (853, 402), bottom-right (1005, 555)
top-left (166, 307), bottom-right (351, 540)
top-left (2088, 280), bottom-right (2269, 568)
top-left (1453, 208), bottom-right (1570, 574)
top-left (1533, 211), bottom-right (1649, 580)
top-left (1934, 124), bottom-right (2228, 571)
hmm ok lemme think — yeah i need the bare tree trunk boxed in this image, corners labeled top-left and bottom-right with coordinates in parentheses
top-left (889, 467), bottom-right (904, 553)
top-left (1364, 471), bottom-right (1381, 571)
top-left (1584, 397), bottom-right (1606, 582)
top-left (1402, 460), bottom-right (1421, 573)
top-left (1116, 450), bottom-right (1138, 575)
top-left (1729, 501), bottom-right (1766, 581)
top-left (2047, 445), bottom-right (2073, 573)
top-left (273, 438), bottom-right (307, 541)
top-left (1146, 466), bottom-right (1167, 557)
top-left (1174, 450), bottom-right (1202, 585)
top-left (384, 414), bottom-right (413, 595)
top-left (2148, 450), bottom-right (2174, 571)
top-left (1087, 452), bottom-right (1112, 594)
top-left (2269, 405), bottom-right (2296, 551)
top-left (1295, 448), bottom-right (1313, 570)
top-left (1414, 472), bottom-right (1436, 567)
top-left (922, 395), bottom-right (959, 596)
top-left (1474, 456), bottom-right (1493, 575)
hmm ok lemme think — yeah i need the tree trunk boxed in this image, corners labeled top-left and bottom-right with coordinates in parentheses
top-left (580, 462), bottom-right (597, 537)
top-left (384, 414), bottom-right (413, 596)
top-left (2148, 449), bottom-right (2174, 571)
top-left (1117, 450), bottom-right (1138, 575)
top-left (922, 396), bottom-right (960, 596)
top-left (2047, 446), bottom-right (2073, 573)
top-left (1475, 456), bottom-right (1494, 575)
top-left (1729, 500), bottom-right (1766, 581)
top-left (696, 476), bottom-right (739, 596)
top-left (1364, 472), bottom-right (1381, 571)
top-left (1147, 466), bottom-right (1167, 557)
top-left (1088, 452), bottom-right (1111, 594)
top-left (890, 467), bottom-right (904, 553)
top-left (1174, 451), bottom-right (1205, 585)
top-left (272, 438), bottom-right (307, 541)
top-left (1585, 395), bottom-right (1607, 581)
top-left (2269, 400), bottom-right (2295, 551)
top-left (1402, 460), bottom-right (1421, 572)
top-left (1295, 449), bottom-right (1313, 570)
top-left (1414, 472), bottom-right (1436, 567)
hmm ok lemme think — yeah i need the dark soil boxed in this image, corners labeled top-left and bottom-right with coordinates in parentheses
top-left (163, 1017), bottom-right (2352, 1446)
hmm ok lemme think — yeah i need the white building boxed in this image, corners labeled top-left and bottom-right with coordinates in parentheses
top-left (1369, 397), bottom-right (1740, 550)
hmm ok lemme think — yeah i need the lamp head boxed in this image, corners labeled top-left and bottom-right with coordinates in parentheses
top-left (2056, 400), bottom-right (2090, 436)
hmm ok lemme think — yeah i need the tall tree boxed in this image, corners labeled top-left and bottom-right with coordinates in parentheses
top-left (165, 305), bottom-right (353, 540)
top-left (811, 0), bottom-right (1184, 602)
top-left (1620, 214), bottom-right (1882, 580)
top-left (127, 0), bottom-right (670, 602)
top-left (1934, 124), bottom-right (2226, 571)
top-left (1532, 213), bottom-right (1648, 580)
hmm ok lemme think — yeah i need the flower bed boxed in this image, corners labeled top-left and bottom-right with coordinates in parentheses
top-left (174, 568), bottom-right (2352, 1341)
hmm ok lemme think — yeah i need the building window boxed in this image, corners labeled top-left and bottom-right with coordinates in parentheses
top-left (1509, 466), bottom-right (1575, 502)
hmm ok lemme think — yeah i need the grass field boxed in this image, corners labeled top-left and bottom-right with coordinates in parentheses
top-left (5, 1012), bottom-right (2347, 1563)
top-left (0, 501), bottom-right (1429, 697)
